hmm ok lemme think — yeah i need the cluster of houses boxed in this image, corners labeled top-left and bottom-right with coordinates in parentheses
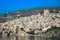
top-left (0, 9), bottom-right (60, 36)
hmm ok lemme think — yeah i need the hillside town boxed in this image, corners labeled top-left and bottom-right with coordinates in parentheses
top-left (0, 9), bottom-right (60, 37)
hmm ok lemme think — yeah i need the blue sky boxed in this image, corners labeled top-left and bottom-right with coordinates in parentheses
top-left (0, 0), bottom-right (60, 14)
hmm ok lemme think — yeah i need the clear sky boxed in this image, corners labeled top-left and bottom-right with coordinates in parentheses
top-left (0, 0), bottom-right (60, 14)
